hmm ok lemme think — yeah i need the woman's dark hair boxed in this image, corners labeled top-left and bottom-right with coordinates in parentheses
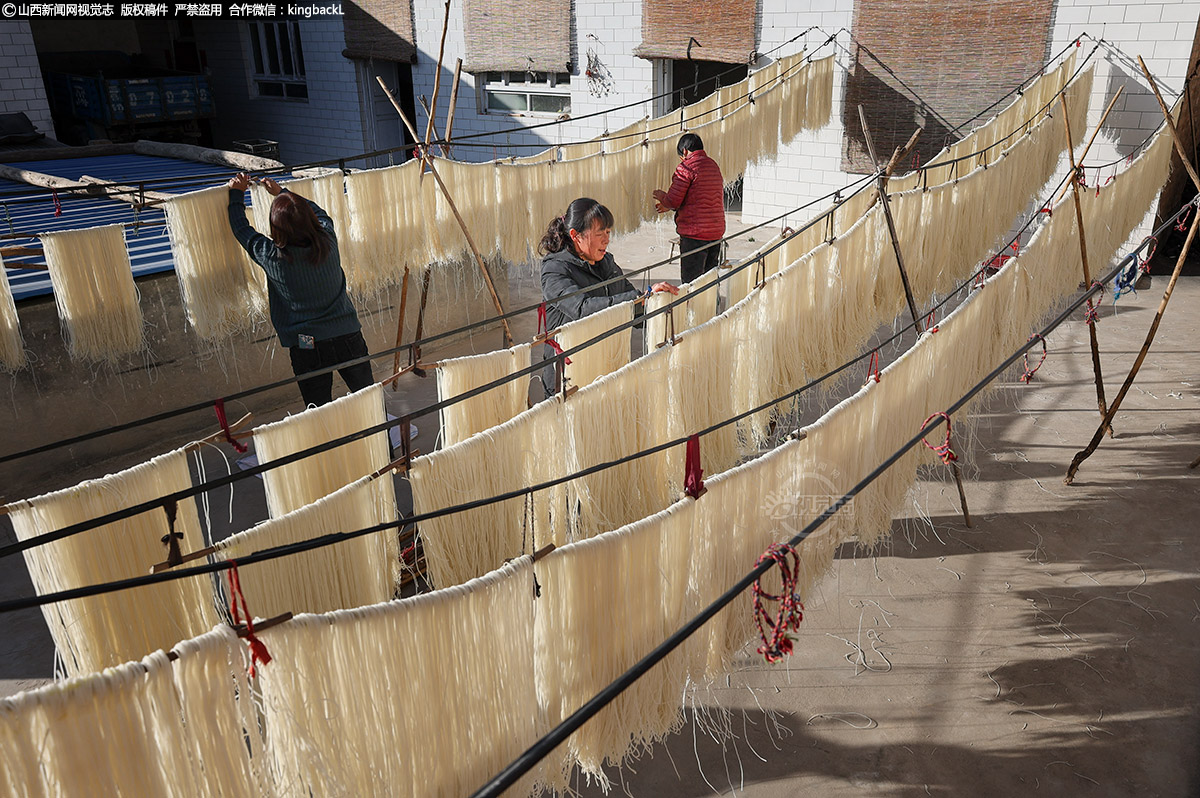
top-left (677, 132), bottom-right (704, 157)
top-left (537, 197), bottom-right (615, 256)
top-left (269, 191), bottom-right (332, 263)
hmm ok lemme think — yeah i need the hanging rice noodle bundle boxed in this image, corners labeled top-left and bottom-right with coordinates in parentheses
top-left (6, 447), bottom-right (218, 677)
top-left (257, 558), bottom-right (550, 797)
top-left (253, 383), bottom-right (390, 518)
top-left (779, 54), bottom-right (812, 144)
top-left (345, 160), bottom-right (427, 285)
top-left (164, 185), bottom-right (267, 340)
top-left (556, 300), bottom-right (634, 390)
top-left (750, 81), bottom-right (786, 165)
top-left (213, 474), bottom-right (399, 617)
top-left (436, 341), bottom-right (532, 446)
top-left (419, 165), bottom-right (466, 266)
top-left (38, 223), bottom-right (143, 362)
top-left (0, 255), bottom-right (24, 370)
top-left (0, 626), bottom-right (268, 797)
top-left (644, 285), bottom-right (686, 351)
top-left (534, 505), bottom-right (694, 787)
top-left (600, 142), bottom-right (648, 233)
top-left (666, 310), bottom-right (742, 478)
top-left (410, 395), bottom-right (570, 586)
top-left (432, 157), bottom-right (500, 260)
top-left (685, 266), bottom-right (720, 328)
top-left (563, 349), bottom-right (675, 537)
top-left (803, 54), bottom-right (835, 131)
top-left (495, 161), bottom-right (536, 264)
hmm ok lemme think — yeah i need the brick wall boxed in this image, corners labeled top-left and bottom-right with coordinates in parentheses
top-left (742, 0), bottom-right (1200, 258)
top-left (0, 21), bottom-right (56, 140)
top-left (196, 17), bottom-right (367, 166)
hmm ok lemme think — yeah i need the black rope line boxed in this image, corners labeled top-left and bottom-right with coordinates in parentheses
top-left (3, 45), bottom-right (1098, 465)
top-left (466, 194), bottom-right (1197, 798)
top-left (2, 148), bottom-right (1181, 600)
top-left (0, 172), bottom-right (876, 466)
top-left (0, 113), bottom-right (1122, 555)
top-left (0, 32), bottom-right (826, 205)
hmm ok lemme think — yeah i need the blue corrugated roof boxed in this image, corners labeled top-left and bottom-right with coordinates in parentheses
top-left (1, 154), bottom-right (243, 301)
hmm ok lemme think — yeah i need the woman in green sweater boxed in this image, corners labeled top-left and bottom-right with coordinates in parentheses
top-left (226, 172), bottom-right (373, 407)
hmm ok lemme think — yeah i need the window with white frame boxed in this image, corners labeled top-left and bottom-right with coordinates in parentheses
top-left (247, 21), bottom-right (308, 100)
top-left (479, 72), bottom-right (571, 116)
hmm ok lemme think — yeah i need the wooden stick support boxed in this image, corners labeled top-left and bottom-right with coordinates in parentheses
top-left (410, 268), bottom-right (433, 378)
top-left (531, 544), bottom-right (555, 563)
top-left (1065, 60), bottom-right (1199, 483)
top-left (424, 0), bottom-right (452, 148)
top-left (1058, 92), bottom-right (1112, 436)
top-left (444, 58), bottom-right (464, 156)
top-left (376, 75), bottom-right (515, 348)
top-left (164, 613), bottom-right (293, 663)
top-left (1052, 85), bottom-right (1125, 206)
top-left (184, 412), bottom-right (253, 452)
top-left (390, 266), bottom-right (411, 392)
top-left (858, 106), bottom-right (924, 334)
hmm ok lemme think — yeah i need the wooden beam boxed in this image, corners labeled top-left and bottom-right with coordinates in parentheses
top-left (1064, 57), bottom-right (1200, 484)
top-left (1058, 92), bottom-right (1111, 436)
top-left (376, 75), bottom-right (515, 347)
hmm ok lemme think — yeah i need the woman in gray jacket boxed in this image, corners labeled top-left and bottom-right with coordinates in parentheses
top-left (538, 197), bottom-right (676, 394)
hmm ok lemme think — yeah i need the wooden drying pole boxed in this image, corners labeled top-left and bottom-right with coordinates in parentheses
top-left (858, 106), bottom-right (923, 334)
top-left (389, 266), bottom-right (411, 391)
top-left (1058, 92), bottom-right (1112, 436)
top-left (444, 58), bottom-right (464, 157)
top-left (376, 77), bottom-right (514, 348)
top-left (859, 107), bottom-right (971, 527)
top-left (1052, 85), bottom-right (1125, 206)
top-left (1064, 58), bottom-right (1200, 484)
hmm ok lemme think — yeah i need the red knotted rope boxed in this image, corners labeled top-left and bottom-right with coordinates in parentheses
top-left (924, 310), bottom-right (939, 334)
top-left (683, 434), bottom-right (705, 499)
top-left (51, 189), bottom-right (62, 218)
top-left (536, 302), bottom-right (548, 337)
top-left (226, 561), bottom-right (272, 677)
top-left (537, 303), bottom-right (571, 365)
top-left (1138, 236), bottom-right (1158, 272)
top-left (1020, 334), bottom-right (1047, 383)
top-left (1084, 281), bottom-right (1103, 326)
top-left (920, 411), bottom-right (958, 465)
top-left (213, 398), bottom-right (248, 453)
top-left (1176, 205), bottom-right (1193, 233)
top-left (751, 542), bottom-right (804, 664)
top-left (864, 349), bottom-right (880, 385)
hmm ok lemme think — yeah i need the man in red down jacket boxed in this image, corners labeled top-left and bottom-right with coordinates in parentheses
top-left (653, 132), bottom-right (726, 283)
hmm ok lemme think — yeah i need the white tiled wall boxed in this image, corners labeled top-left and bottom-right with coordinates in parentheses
top-left (411, 0), bottom-right (655, 162)
top-left (0, 21), bottom-right (56, 140)
top-left (196, 18), bottom-right (367, 166)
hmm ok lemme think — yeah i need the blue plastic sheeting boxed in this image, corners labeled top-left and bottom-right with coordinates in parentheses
top-left (0, 154), bottom-right (242, 301)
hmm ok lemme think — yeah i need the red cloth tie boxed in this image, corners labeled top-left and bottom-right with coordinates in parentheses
top-left (214, 398), bottom-right (248, 453)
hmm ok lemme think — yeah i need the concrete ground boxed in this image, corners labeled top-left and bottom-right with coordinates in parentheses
top-left (1, 212), bottom-right (1198, 795)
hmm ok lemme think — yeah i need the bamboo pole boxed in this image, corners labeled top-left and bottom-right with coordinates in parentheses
top-left (1052, 85), bottom-right (1124, 206)
top-left (418, 96), bottom-right (449, 158)
top-left (390, 266), bottom-right (411, 392)
top-left (377, 75), bottom-right (514, 347)
top-left (860, 108), bottom-right (970, 527)
top-left (858, 106), bottom-right (923, 334)
top-left (1058, 92), bottom-right (1111, 436)
top-left (424, 0), bottom-right (453, 148)
top-left (1064, 57), bottom-right (1199, 483)
top-left (444, 58), bottom-right (464, 157)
